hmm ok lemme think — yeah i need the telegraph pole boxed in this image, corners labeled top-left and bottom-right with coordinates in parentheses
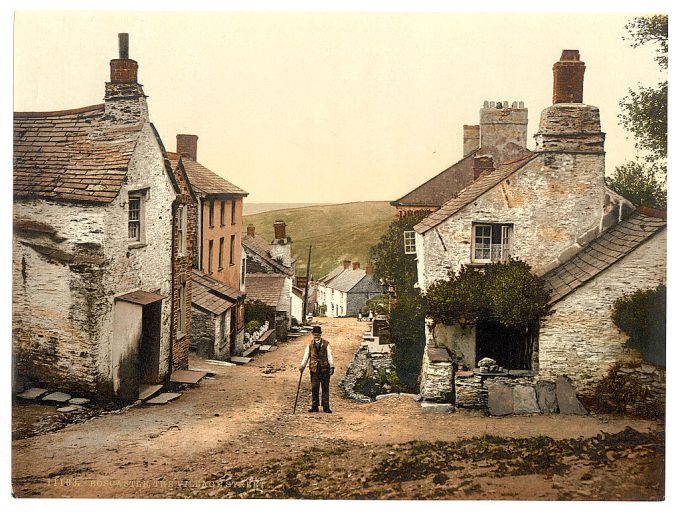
top-left (302, 245), bottom-right (312, 323)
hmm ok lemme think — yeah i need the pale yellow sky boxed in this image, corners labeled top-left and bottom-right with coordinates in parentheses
top-left (14, 11), bottom-right (663, 203)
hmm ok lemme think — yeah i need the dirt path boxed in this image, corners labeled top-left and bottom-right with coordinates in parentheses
top-left (12, 317), bottom-right (664, 499)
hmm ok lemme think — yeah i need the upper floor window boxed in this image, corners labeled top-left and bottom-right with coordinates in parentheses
top-left (208, 239), bottom-right (214, 273)
top-left (231, 200), bottom-right (237, 225)
top-left (209, 200), bottom-right (215, 228)
top-left (229, 234), bottom-right (236, 265)
top-left (403, 230), bottom-right (416, 254)
top-left (472, 223), bottom-right (512, 263)
top-left (220, 200), bottom-right (226, 226)
top-left (218, 237), bottom-right (225, 270)
top-left (177, 204), bottom-right (187, 256)
top-left (127, 190), bottom-right (148, 244)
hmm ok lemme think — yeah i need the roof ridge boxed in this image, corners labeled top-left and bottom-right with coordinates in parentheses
top-left (14, 104), bottom-right (104, 118)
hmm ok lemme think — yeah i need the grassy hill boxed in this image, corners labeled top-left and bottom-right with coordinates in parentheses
top-left (243, 201), bottom-right (395, 279)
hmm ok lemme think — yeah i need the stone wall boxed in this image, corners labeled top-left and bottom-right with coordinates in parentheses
top-left (539, 230), bottom-right (667, 394)
top-left (611, 362), bottom-right (665, 415)
top-left (340, 346), bottom-right (393, 403)
top-left (419, 346), bottom-right (453, 402)
top-left (190, 308), bottom-right (215, 358)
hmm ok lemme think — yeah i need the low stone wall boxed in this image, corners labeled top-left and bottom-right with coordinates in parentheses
top-left (340, 346), bottom-right (393, 403)
top-left (419, 347), bottom-right (453, 403)
top-left (616, 362), bottom-right (665, 408)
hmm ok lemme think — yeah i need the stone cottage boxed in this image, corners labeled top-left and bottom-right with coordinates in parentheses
top-left (13, 34), bottom-right (196, 401)
top-left (316, 261), bottom-right (386, 317)
top-left (242, 222), bottom-right (296, 335)
top-left (414, 50), bottom-right (666, 407)
top-left (167, 136), bottom-right (248, 358)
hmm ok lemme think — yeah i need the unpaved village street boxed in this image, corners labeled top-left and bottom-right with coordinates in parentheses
top-left (12, 318), bottom-right (664, 500)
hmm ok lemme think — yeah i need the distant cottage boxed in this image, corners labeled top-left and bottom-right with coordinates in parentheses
top-left (316, 261), bottom-right (385, 317)
top-left (411, 50), bottom-right (666, 406)
top-left (13, 34), bottom-right (196, 401)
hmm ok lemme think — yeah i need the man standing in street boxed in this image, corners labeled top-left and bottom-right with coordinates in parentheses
top-left (299, 325), bottom-right (334, 413)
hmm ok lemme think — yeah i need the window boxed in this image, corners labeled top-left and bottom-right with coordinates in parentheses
top-left (231, 200), bottom-right (237, 225)
top-left (177, 204), bottom-right (187, 256)
top-left (128, 194), bottom-right (142, 241)
top-left (220, 200), bottom-right (226, 226)
top-left (229, 234), bottom-right (235, 265)
top-left (208, 240), bottom-right (214, 273)
top-left (178, 284), bottom-right (186, 337)
top-left (473, 223), bottom-right (512, 263)
top-left (218, 237), bottom-right (225, 269)
top-left (209, 200), bottom-right (215, 227)
top-left (403, 230), bottom-right (416, 254)
top-left (241, 254), bottom-right (246, 288)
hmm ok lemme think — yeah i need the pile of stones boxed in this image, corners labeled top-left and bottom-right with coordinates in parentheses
top-left (16, 387), bottom-right (91, 413)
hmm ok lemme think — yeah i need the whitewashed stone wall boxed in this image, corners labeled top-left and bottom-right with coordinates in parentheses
top-left (431, 323), bottom-right (476, 370)
top-left (539, 230), bottom-right (666, 393)
top-left (13, 123), bottom-right (177, 397)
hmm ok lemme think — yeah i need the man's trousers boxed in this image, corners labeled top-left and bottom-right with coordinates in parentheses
top-left (310, 371), bottom-right (330, 410)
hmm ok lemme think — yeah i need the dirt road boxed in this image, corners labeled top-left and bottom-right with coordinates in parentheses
top-left (12, 317), bottom-right (664, 500)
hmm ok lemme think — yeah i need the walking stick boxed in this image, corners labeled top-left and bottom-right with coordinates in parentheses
top-left (292, 369), bottom-right (303, 414)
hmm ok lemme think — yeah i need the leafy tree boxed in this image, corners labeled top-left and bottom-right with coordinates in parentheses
top-left (606, 161), bottom-right (667, 209)
top-left (390, 293), bottom-right (426, 390)
top-left (362, 294), bottom-right (388, 316)
top-left (369, 211), bottom-right (429, 295)
top-left (612, 284), bottom-right (666, 366)
top-left (424, 265), bottom-right (488, 328)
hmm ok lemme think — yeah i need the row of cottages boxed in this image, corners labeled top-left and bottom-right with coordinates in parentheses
top-left (405, 50), bottom-right (666, 405)
top-left (316, 261), bottom-right (385, 317)
top-left (13, 35), bottom-right (197, 401)
top-left (241, 222), bottom-right (301, 338)
top-left (166, 136), bottom-right (249, 360)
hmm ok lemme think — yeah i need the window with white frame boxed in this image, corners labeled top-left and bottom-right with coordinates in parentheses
top-left (472, 223), bottom-right (513, 263)
top-left (178, 283), bottom-right (186, 336)
top-left (177, 204), bottom-right (187, 256)
top-left (403, 230), bottom-right (417, 254)
top-left (128, 194), bottom-right (142, 241)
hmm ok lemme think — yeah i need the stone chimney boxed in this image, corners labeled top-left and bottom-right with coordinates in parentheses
top-left (177, 134), bottom-right (198, 161)
top-left (352, 262), bottom-right (360, 270)
top-left (473, 155), bottom-right (495, 180)
top-left (365, 263), bottom-right (374, 276)
top-left (273, 221), bottom-right (286, 240)
top-left (246, 224), bottom-right (255, 237)
top-left (535, 50), bottom-right (604, 154)
top-left (479, 100), bottom-right (528, 165)
top-left (104, 33), bottom-right (148, 123)
top-left (343, 260), bottom-right (351, 269)
top-left (463, 125), bottom-right (480, 155)
top-left (553, 50), bottom-right (586, 104)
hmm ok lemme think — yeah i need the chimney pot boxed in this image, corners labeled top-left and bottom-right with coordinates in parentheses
top-left (553, 49), bottom-right (586, 104)
top-left (177, 134), bottom-right (198, 161)
top-left (343, 260), bottom-right (351, 269)
top-left (247, 224), bottom-right (255, 237)
top-left (118, 33), bottom-right (129, 59)
top-left (273, 220), bottom-right (287, 240)
top-left (352, 262), bottom-right (360, 270)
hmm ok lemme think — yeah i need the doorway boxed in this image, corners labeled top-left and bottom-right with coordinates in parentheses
top-left (475, 319), bottom-right (535, 370)
top-left (140, 301), bottom-right (162, 384)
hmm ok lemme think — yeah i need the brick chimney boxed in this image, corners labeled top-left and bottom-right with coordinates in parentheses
top-left (553, 50), bottom-right (586, 104)
top-left (246, 224), bottom-right (255, 237)
top-left (463, 125), bottom-right (480, 155)
top-left (479, 100), bottom-right (528, 165)
top-left (365, 263), bottom-right (374, 276)
top-left (177, 134), bottom-right (198, 161)
top-left (343, 260), bottom-right (351, 269)
top-left (473, 155), bottom-right (495, 180)
top-left (352, 262), bottom-right (360, 270)
top-left (104, 33), bottom-right (148, 123)
top-left (273, 221), bottom-right (286, 240)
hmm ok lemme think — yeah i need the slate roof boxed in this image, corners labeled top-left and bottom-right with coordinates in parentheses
top-left (167, 152), bottom-right (247, 197)
top-left (245, 273), bottom-right (287, 309)
top-left (317, 265), bottom-right (346, 285)
top-left (192, 280), bottom-right (234, 315)
top-left (414, 150), bottom-right (538, 234)
top-left (242, 233), bottom-right (294, 276)
top-left (14, 104), bottom-right (141, 204)
top-left (391, 152), bottom-right (477, 207)
top-left (192, 269), bottom-right (244, 301)
top-left (543, 211), bottom-right (666, 304)
top-left (319, 267), bottom-right (372, 293)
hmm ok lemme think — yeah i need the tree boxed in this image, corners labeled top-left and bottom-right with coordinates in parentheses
top-left (609, 15), bottom-right (667, 208)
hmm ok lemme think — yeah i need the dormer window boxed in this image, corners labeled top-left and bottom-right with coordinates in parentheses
top-left (472, 223), bottom-right (512, 263)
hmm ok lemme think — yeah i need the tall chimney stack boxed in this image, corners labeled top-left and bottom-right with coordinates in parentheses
top-left (109, 33), bottom-right (138, 83)
top-left (273, 220), bottom-right (287, 240)
top-left (247, 224), bottom-right (255, 237)
top-left (553, 50), bottom-right (586, 104)
top-left (463, 125), bottom-right (480, 155)
top-left (343, 260), bottom-right (351, 269)
top-left (352, 262), bottom-right (360, 270)
top-left (177, 134), bottom-right (198, 161)
top-left (365, 263), bottom-right (374, 276)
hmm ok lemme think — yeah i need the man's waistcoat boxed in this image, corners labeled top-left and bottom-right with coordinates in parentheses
top-left (309, 339), bottom-right (330, 373)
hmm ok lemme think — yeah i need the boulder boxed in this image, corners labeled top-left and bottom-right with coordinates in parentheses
top-left (536, 380), bottom-right (558, 413)
top-left (487, 382), bottom-right (513, 416)
top-left (556, 376), bottom-right (588, 415)
top-left (513, 385), bottom-right (540, 414)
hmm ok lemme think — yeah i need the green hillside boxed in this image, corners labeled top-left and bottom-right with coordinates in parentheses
top-left (243, 201), bottom-right (395, 279)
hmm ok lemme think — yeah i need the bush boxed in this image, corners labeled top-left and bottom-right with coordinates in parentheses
top-left (425, 265), bottom-right (487, 327)
top-left (245, 320), bottom-right (262, 335)
top-left (612, 284), bottom-right (666, 365)
top-left (362, 294), bottom-right (388, 316)
top-left (245, 300), bottom-right (275, 325)
top-left (390, 294), bottom-right (426, 391)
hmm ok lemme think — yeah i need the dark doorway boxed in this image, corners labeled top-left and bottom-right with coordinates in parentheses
top-left (475, 319), bottom-right (534, 370)
top-left (229, 308), bottom-right (237, 356)
top-left (140, 301), bottom-right (162, 384)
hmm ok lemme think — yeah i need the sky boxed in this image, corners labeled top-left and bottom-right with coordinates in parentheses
top-left (12, 10), bottom-right (664, 204)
